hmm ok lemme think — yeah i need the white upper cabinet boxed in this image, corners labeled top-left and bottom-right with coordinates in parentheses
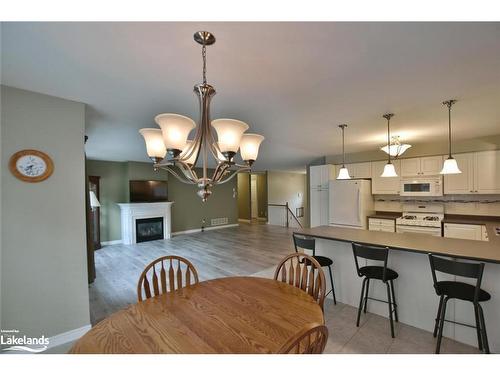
top-left (475, 151), bottom-right (500, 194)
top-left (444, 153), bottom-right (475, 194)
top-left (335, 162), bottom-right (372, 179)
top-left (401, 156), bottom-right (443, 177)
top-left (444, 151), bottom-right (500, 194)
top-left (371, 160), bottom-right (401, 195)
top-left (310, 165), bottom-right (335, 190)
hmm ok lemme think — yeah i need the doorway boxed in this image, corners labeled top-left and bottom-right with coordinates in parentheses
top-left (88, 175), bottom-right (101, 250)
top-left (237, 172), bottom-right (268, 223)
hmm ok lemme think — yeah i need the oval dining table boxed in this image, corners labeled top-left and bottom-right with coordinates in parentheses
top-left (70, 276), bottom-right (324, 354)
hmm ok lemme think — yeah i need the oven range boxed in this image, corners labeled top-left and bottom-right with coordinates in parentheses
top-left (395, 204), bottom-right (444, 236)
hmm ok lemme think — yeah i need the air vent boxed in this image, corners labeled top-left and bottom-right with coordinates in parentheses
top-left (211, 217), bottom-right (228, 226)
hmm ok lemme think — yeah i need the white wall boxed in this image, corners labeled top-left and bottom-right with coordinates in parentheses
top-left (1, 86), bottom-right (90, 338)
top-left (267, 171), bottom-right (306, 227)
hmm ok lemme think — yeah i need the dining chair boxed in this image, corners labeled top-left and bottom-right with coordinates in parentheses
top-left (274, 253), bottom-right (326, 310)
top-left (137, 255), bottom-right (199, 301)
top-left (277, 322), bottom-right (329, 354)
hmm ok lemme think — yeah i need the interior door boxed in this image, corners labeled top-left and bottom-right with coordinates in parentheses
top-left (250, 175), bottom-right (258, 218)
top-left (330, 181), bottom-right (360, 227)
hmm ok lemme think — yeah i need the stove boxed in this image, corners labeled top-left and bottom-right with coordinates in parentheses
top-left (396, 204), bottom-right (444, 236)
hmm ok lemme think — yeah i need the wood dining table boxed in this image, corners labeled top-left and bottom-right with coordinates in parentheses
top-left (70, 276), bottom-right (324, 354)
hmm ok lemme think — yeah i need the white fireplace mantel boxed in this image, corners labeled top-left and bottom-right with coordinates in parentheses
top-left (118, 202), bottom-right (174, 244)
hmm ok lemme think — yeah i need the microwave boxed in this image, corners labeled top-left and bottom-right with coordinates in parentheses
top-left (400, 176), bottom-right (443, 197)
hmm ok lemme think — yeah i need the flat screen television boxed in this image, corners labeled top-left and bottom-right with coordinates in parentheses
top-left (129, 180), bottom-right (168, 202)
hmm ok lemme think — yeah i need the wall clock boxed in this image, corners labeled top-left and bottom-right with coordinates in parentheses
top-left (9, 149), bottom-right (54, 183)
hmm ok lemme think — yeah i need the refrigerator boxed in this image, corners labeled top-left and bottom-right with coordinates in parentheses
top-left (329, 179), bottom-right (374, 229)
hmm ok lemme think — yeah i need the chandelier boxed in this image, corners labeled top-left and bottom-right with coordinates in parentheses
top-left (139, 31), bottom-right (265, 202)
top-left (380, 136), bottom-right (411, 158)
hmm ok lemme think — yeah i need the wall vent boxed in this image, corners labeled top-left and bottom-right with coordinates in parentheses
top-left (211, 217), bottom-right (228, 226)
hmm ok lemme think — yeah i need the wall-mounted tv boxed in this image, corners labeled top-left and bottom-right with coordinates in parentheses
top-left (129, 180), bottom-right (168, 202)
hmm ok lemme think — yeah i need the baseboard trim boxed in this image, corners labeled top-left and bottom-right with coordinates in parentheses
top-left (47, 324), bottom-right (91, 351)
top-left (101, 239), bottom-right (123, 246)
top-left (172, 223), bottom-right (239, 236)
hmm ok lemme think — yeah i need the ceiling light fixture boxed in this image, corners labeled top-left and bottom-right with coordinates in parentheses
top-left (381, 136), bottom-right (412, 158)
top-left (337, 124), bottom-right (351, 180)
top-left (440, 99), bottom-right (461, 175)
top-left (381, 113), bottom-right (398, 178)
top-left (139, 31), bottom-right (264, 201)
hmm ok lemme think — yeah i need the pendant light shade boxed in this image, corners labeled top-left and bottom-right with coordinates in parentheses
top-left (336, 124), bottom-right (351, 180)
top-left (381, 113), bottom-right (398, 178)
top-left (337, 166), bottom-right (351, 180)
top-left (440, 99), bottom-right (461, 175)
top-left (441, 157), bottom-right (461, 175)
top-left (381, 162), bottom-right (398, 177)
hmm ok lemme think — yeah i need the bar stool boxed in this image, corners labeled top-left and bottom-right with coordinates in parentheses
top-left (428, 254), bottom-right (491, 354)
top-left (293, 234), bottom-right (337, 304)
top-left (352, 242), bottom-right (399, 338)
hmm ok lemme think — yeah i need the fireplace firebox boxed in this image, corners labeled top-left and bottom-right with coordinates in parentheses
top-left (136, 217), bottom-right (164, 243)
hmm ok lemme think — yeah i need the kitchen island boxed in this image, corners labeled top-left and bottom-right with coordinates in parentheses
top-left (294, 225), bottom-right (500, 352)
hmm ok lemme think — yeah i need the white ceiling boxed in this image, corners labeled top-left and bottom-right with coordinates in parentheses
top-left (2, 22), bottom-right (500, 171)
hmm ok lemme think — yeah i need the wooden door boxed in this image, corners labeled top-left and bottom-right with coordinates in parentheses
top-left (88, 176), bottom-right (101, 250)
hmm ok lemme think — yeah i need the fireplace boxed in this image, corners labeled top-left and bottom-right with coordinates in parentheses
top-left (136, 217), bottom-right (164, 243)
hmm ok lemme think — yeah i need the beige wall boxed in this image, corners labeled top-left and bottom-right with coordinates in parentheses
top-left (1, 86), bottom-right (90, 337)
top-left (267, 171), bottom-right (307, 227)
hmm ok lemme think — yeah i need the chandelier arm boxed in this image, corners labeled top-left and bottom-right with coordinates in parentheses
top-left (160, 165), bottom-right (196, 185)
top-left (175, 160), bottom-right (200, 182)
top-left (212, 162), bottom-right (232, 182)
top-left (217, 168), bottom-right (251, 185)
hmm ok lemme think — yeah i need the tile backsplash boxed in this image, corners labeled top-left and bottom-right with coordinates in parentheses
top-left (374, 195), bottom-right (500, 216)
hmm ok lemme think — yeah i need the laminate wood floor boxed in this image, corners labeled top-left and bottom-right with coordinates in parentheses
top-left (89, 223), bottom-right (294, 325)
top-left (88, 223), bottom-right (481, 354)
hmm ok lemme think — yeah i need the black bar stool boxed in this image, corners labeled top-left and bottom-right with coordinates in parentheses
top-left (293, 234), bottom-right (336, 304)
top-left (352, 242), bottom-right (399, 338)
top-left (428, 254), bottom-right (491, 354)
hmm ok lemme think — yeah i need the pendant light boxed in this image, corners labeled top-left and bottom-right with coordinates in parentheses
top-left (337, 124), bottom-right (351, 180)
top-left (440, 99), bottom-right (461, 174)
top-left (381, 113), bottom-right (398, 177)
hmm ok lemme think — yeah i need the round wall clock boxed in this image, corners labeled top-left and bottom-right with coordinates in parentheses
top-left (9, 149), bottom-right (54, 183)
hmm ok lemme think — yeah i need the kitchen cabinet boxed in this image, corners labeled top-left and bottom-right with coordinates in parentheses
top-left (371, 160), bottom-right (401, 195)
top-left (443, 223), bottom-right (485, 241)
top-left (368, 218), bottom-right (396, 232)
top-left (401, 156), bottom-right (443, 177)
top-left (475, 151), bottom-right (500, 194)
top-left (444, 151), bottom-right (500, 194)
top-left (335, 162), bottom-right (372, 179)
top-left (309, 165), bottom-right (334, 227)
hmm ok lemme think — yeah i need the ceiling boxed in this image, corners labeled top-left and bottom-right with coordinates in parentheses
top-left (2, 22), bottom-right (500, 171)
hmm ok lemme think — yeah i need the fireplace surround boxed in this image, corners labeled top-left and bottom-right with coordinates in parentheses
top-left (118, 202), bottom-right (173, 244)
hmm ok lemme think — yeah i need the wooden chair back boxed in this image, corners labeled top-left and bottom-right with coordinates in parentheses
top-left (274, 253), bottom-right (326, 310)
top-left (137, 255), bottom-right (199, 301)
top-left (278, 323), bottom-right (329, 354)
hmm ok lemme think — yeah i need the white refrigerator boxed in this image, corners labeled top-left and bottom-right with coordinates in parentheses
top-left (329, 179), bottom-right (374, 229)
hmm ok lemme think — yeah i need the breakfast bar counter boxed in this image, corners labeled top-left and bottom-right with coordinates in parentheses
top-left (293, 226), bottom-right (500, 352)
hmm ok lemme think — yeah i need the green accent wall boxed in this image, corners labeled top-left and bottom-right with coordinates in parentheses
top-left (86, 160), bottom-right (237, 241)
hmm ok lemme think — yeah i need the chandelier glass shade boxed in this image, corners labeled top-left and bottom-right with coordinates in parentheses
top-left (139, 31), bottom-right (264, 201)
top-left (381, 136), bottom-right (411, 157)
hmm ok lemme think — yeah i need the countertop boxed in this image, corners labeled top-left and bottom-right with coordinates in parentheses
top-left (367, 211), bottom-right (401, 220)
top-left (294, 222), bottom-right (500, 264)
